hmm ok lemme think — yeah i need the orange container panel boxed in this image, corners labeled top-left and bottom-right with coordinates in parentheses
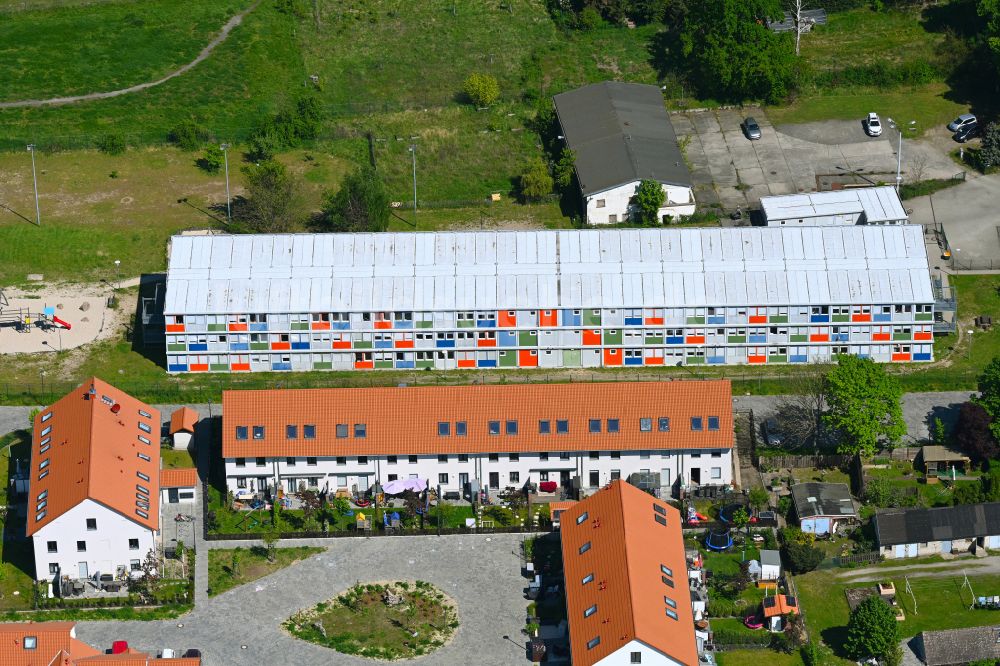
top-left (685, 335), bottom-right (705, 344)
top-left (374, 321), bottom-right (392, 330)
top-left (539, 310), bottom-right (558, 327)
top-left (914, 332), bottom-right (932, 341)
top-left (311, 322), bottom-right (331, 330)
top-left (499, 311), bottom-right (517, 327)
top-left (189, 364), bottom-right (208, 372)
top-left (872, 333), bottom-right (890, 342)
top-left (892, 353), bottom-right (911, 362)
top-left (166, 324), bottom-right (185, 333)
top-left (231, 363), bottom-right (250, 372)
top-left (852, 314), bottom-right (872, 323)
top-left (644, 356), bottom-right (664, 365)
top-left (354, 361), bottom-right (374, 370)
top-left (749, 316), bottom-right (767, 324)
top-left (809, 334), bottom-right (829, 343)
top-left (519, 350), bottom-right (539, 367)
top-left (228, 323), bottom-right (248, 332)
top-left (583, 330), bottom-right (601, 345)
top-left (477, 338), bottom-right (497, 348)
top-left (603, 349), bottom-right (622, 366)
top-left (395, 340), bottom-right (415, 349)
top-left (458, 359), bottom-right (476, 368)
top-left (271, 342), bottom-right (291, 351)
top-left (748, 356), bottom-right (766, 364)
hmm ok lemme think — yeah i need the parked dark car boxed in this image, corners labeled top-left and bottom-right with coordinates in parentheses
top-left (182, 648), bottom-right (202, 658)
top-left (742, 116), bottom-right (762, 140)
top-left (953, 122), bottom-right (980, 143)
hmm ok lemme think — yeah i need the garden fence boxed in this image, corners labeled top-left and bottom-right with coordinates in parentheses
top-left (758, 454), bottom-right (851, 470)
top-left (828, 551), bottom-right (883, 568)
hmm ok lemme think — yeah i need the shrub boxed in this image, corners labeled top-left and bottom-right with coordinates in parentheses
top-left (577, 7), bottom-right (603, 30)
top-left (519, 159), bottom-right (553, 201)
top-left (169, 121), bottom-right (210, 151)
top-left (463, 73), bottom-right (500, 107)
top-left (97, 133), bottom-right (126, 155)
top-left (198, 146), bottom-right (225, 174)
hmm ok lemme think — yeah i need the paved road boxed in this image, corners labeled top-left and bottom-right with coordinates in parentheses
top-left (0, 1), bottom-right (260, 109)
top-left (910, 174), bottom-right (1000, 270)
top-left (76, 533), bottom-right (529, 666)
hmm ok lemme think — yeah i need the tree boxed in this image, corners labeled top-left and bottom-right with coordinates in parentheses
top-left (434, 500), bottom-right (455, 528)
top-left (233, 160), bottom-right (301, 233)
top-left (553, 148), bottom-right (576, 189)
top-left (982, 461), bottom-right (1000, 501)
top-left (863, 476), bottom-right (901, 508)
top-left (954, 401), bottom-right (999, 465)
top-left (126, 548), bottom-right (161, 601)
top-left (954, 480), bottom-right (985, 505)
top-left (633, 180), bottom-right (665, 225)
top-left (775, 364), bottom-right (828, 453)
top-left (844, 596), bottom-right (899, 662)
top-left (974, 358), bottom-right (1000, 440)
top-left (748, 486), bottom-right (770, 513)
top-left (787, 0), bottom-right (811, 56)
top-left (169, 121), bottom-right (210, 151)
top-left (519, 159), bottom-right (554, 201)
top-left (299, 489), bottom-right (322, 529)
top-left (463, 73), bottom-right (500, 107)
top-left (979, 0), bottom-right (1000, 71)
top-left (784, 539), bottom-right (823, 573)
top-left (731, 506), bottom-right (750, 534)
top-left (676, 0), bottom-right (797, 104)
top-left (321, 167), bottom-right (390, 233)
top-left (823, 356), bottom-right (905, 457)
top-left (262, 527), bottom-right (280, 562)
top-left (981, 122), bottom-right (1000, 169)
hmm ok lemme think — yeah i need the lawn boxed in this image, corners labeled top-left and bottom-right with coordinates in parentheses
top-left (716, 650), bottom-right (803, 666)
top-left (285, 581), bottom-right (457, 660)
top-left (0, 429), bottom-right (30, 506)
top-left (207, 545), bottom-right (323, 597)
top-left (796, 568), bottom-right (1000, 661)
top-left (160, 448), bottom-right (196, 470)
top-left (0, 0), bottom-right (250, 101)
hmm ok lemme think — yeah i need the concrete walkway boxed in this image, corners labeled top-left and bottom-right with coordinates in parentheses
top-left (0, 1), bottom-right (260, 109)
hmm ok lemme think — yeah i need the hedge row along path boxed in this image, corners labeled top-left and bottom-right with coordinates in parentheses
top-left (0, 0), bottom-right (261, 109)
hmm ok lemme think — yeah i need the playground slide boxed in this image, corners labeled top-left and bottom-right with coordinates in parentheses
top-left (51, 316), bottom-right (71, 330)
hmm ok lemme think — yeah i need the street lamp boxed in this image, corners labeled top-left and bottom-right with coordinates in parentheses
top-left (895, 127), bottom-right (903, 193)
top-left (968, 329), bottom-right (975, 360)
top-left (408, 145), bottom-right (417, 225)
top-left (114, 259), bottom-right (121, 291)
top-left (220, 143), bottom-right (232, 224)
top-left (26, 144), bottom-right (40, 226)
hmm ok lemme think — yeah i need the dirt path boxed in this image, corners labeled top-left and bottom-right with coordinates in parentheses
top-left (838, 556), bottom-right (1000, 583)
top-left (0, 0), bottom-right (261, 109)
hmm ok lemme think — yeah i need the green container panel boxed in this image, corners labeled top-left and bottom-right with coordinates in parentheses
top-left (416, 360), bottom-right (435, 369)
top-left (167, 344), bottom-right (186, 352)
top-left (769, 355), bottom-right (787, 364)
top-left (790, 335), bottom-right (808, 342)
top-left (457, 320), bottom-right (474, 328)
top-left (416, 321), bottom-right (433, 328)
top-left (499, 351), bottom-right (517, 367)
top-left (563, 350), bottom-right (581, 367)
top-left (290, 323), bottom-right (309, 330)
top-left (583, 312), bottom-right (602, 326)
top-left (207, 324), bottom-right (226, 332)
top-left (915, 313), bottom-right (933, 321)
top-left (769, 316), bottom-right (788, 324)
top-left (313, 362), bottom-right (332, 370)
top-left (519, 331), bottom-right (537, 346)
top-left (893, 333), bottom-right (911, 340)
top-left (375, 360), bottom-right (394, 369)
top-left (686, 317), bottom-right (706, 325)
top-left (603, 331), bottom-right (623, 345)
top-left (645, 335), bottom-right (664, 345)
top-left (209, 363), bottom-right (229, 371)
top-left (832, 315), bottom-right (850, 323)
top-left (686, 357), bottom-right (706, 365)
top-left (354, 341), bottom-right (373, 349)
top-left (249, 343), bottom-right (269, 351)
top-left (727, 336), bottom-right (746, 344)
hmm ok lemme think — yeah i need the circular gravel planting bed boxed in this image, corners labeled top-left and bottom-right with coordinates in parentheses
top-left (284, 580), bottom-right (458, 660)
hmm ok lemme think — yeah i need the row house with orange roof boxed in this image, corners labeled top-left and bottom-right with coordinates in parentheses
top-left (560, 479), bottom-right (700, 665)
top-left (221, 381), bottom-right (734, 500)
top-left (27, 379), bottom-right (162, 583)
top-left (0, 621), bottom-right (200, 665)
top-left (162, 226), bottom-right (935, 374)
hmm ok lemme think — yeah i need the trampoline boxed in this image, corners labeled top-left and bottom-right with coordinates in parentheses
top-left (718, 503), bottom-right (752, 524)
top-left (705, 528), bottom-right (734, 551)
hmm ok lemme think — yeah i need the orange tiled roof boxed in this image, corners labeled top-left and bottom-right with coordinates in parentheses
top-left (560, 481), bottom-right (698, 666)
top-left (168, 407), bottom-right (198, 435)
top-left (159, 468), bottom-right (198, 489)
top-left (27, 378), bottom-right (160, 536)
top-left (0, 621), bottom-right (100, 666)
top-left (762, 594), bottom-right (798, 618)
top-left (75, 655), bottom-right (201, 665)
top-left (222, 381), bottom-right (733, 458)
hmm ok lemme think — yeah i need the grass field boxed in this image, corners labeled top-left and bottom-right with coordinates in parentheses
top-left (797, 569), bottom-right (1000, 661)
top-left (0, 0), bottom-right (249, 101)
top-left (208, 545), bottom-right (323, 597)
top-left (716, 650), bottom-right (802, 666)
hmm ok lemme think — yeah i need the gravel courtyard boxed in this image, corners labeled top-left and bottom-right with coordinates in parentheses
top-left (76, 533), bottom-right (530, 666)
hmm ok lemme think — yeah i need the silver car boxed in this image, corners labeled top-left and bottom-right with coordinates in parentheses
top-left (743, 117), bottom-right (762, 140)
top-left (948, 113), bottom-right (977, 132)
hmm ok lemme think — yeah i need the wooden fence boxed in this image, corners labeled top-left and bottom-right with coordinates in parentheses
top-left (757, 454), bottom-right (851, 469)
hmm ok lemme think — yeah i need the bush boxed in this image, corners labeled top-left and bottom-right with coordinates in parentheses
top-left (197, 146), bottom-right (225, 174)
top-left (169, 121), bottom-right (210, 151)
top-left (577, 7), bottom-right (603, 30)
top-left (463, 73), bottom-right (500, 107)
top-left (981, 122), bottom-right (1000, 170)
top-left (97, 133), bottom-right (126, 155)
top-left (519, 159), bottom-right (553, 201)
top-left (784, 539), bottom-right (824, 574)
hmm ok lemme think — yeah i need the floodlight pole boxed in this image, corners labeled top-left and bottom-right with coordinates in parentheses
top-left (895, 129), bottom-right (903, 193)
top-left (221, 143), bottom-right (232, 224)
top-left (409, 145), bottom-right (417, 225)
top-left (27, 144), bottom-right (40, 226)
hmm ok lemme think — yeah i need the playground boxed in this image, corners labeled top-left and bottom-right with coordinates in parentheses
top-left (0, 285), bottom-right (122, 355)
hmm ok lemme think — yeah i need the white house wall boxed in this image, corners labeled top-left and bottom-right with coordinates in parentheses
top-left (585, 183), bottom-right (695, 226)
top-left (597, 639), bottom-right (688, 666)
top-left (223, 449), bottom-right (733, 497)
top-left (32, 499), bottom-right (156, 581)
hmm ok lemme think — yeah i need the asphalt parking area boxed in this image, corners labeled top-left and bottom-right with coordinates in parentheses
top-left (672, 110), bottom-right (955, 213)
top-left (77, 533), bottom-right (529, 666)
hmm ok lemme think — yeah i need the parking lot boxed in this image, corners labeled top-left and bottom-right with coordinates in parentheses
top-left (672, 109), bottom-right (960, 212)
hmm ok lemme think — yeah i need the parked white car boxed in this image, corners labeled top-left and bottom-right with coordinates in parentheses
top-left (865, 112), bottom-right (882, 137)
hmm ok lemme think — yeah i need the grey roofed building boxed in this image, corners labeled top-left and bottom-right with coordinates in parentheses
top-left (552, 81), bottom-right (691, 195)
top-left (759, 549), bottom-right (782, 568)
top-left (789, 482), bottom-right (857, 519)
top-left (874, 502), bottom-right (1000, 547)
top-left (916, 625), bottom-right (1000, 665)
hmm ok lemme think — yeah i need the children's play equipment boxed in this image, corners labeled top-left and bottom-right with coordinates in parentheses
top-left (0, 291), bottom-right (72, 332)
top-left (686, 505), bottom-right (710, 523)
top-left (704, 528), bottom-right (733, 551)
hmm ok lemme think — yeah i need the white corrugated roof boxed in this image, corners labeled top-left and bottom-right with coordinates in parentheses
top-left (163, 227), bottom-right (933, 314)
top-left (761, 186), bottom-right (907, 223)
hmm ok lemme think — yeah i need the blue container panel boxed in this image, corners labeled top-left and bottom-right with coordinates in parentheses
top-left (914, 353), bottom-right (932, 361)
top-left (873, 314), bottom-right (892, 322)
top-left (499, 332), bottom-right (518, 347)
top-left (436, 340), bottom-right (455, 348)
top-left (476, 320), bottom-right (496, 328)
top-left (395, 361), bottom-right (415, 369)
top-left (707, 316), bottom-right (726, 324)
top-left (832, 334), bottom-right (849, 342)
top-left (707, 356), bottom-right (725, 365)
top-left (477, 360), bottom-right (497, 368)
top-left (230, 343), bottom-right (249, 351)
top-left (187, 343), bottom-right (207, 352)
top-left (271, 363), bottom-right (292, 371)
top-left (562, 311), bottom-right (581, 326)
top-left (394, 321), bottom-right (413, 329)
top-left (666, 336), bottom-right (684, 345)
top-left (249, 323), bottom-right (267, 332)
top-left (789, 355), bottom-right (808, 363)
top-left (291, 342), bottom-right (310, 350)
top-left (624, 357), bottom-right (643, 366)
top-left (809, 315), bottom-right (830, 323)
top-left (374, 341), bottom-right (392, 349)
top-left (748, 335), bottom-right (766, 344)
top-left (333, 322), bottom-right (351, 330)
top-left (624, 317), bottom-right (643, 326)
top-left (168, 364), bottom-right (188, 372)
